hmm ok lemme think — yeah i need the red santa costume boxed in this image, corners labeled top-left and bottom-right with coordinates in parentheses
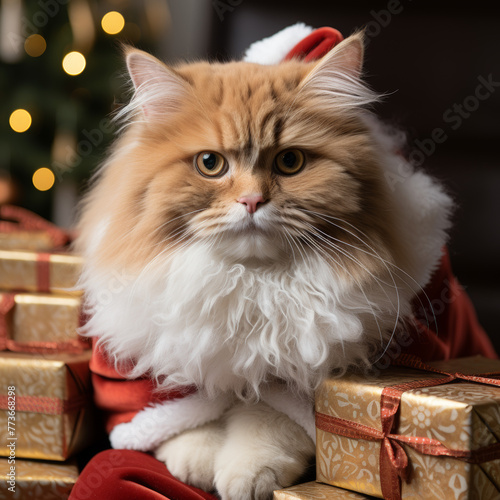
top-left (69, 25), bottom-right (497, 500)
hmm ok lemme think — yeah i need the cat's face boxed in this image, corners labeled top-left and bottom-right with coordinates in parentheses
top-left (82, 33), bottom-right (400, 280)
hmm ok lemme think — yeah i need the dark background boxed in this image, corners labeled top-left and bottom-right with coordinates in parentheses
top-left (200, 1), bottom-right (500, 351)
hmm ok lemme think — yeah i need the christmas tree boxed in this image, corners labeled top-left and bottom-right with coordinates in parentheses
top-left (0, 0), bottom-right (170, 224)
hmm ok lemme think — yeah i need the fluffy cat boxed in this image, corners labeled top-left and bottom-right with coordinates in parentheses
top-left (75, 29), bottom-right (452, 500)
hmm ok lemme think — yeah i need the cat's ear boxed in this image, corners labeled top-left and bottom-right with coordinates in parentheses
top-left (124, 47), bottom-right (191, 122)
top-left (299, 32), bottom-right (377, 108)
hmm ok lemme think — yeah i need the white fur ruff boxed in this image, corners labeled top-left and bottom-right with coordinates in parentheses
top-left (81, 241), bottom-right (399, 399)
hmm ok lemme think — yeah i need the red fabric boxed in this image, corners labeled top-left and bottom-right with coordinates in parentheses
top-left (284, 27), bottom-right (344, 62)
top-left (90, 344), bottom-right (194, 433)
top-left (69, 450), bottom-right (217, 500)
top-left (406, 250), bottom-right (496, 361)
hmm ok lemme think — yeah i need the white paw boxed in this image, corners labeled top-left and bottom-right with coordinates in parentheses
top-left (109, 421), bottom-right (146, 450)
top-left (155, 421), bottom-right (224, 491)
top-left (215, 465), bottom-right (282, 500)
top-left (214, 402), bottom-right (315, 500)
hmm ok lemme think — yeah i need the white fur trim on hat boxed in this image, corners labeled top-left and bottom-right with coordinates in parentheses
top-left (243, 23), bottom-right (313, 65)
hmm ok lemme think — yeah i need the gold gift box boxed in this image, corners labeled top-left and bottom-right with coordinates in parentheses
top-left (274, 481), bottom-right (376, 499)
top-left (0, 351), bottom-right (96, 461)
top-left (315, 356), bottom-right (500, 500)
top-left (1, 292), bottom-right (86, 350)
top-left (0, 249), bottom-right (82, 293)
top-left (0, 231), bottom-right (56, 252)
top-left (0, 458), bottom-right (78, 499)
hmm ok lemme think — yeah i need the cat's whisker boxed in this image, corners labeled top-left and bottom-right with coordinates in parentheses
top-left (288, 229), bottom-right (309, 265)
top-left (299, 210), bottom-right (402, 300)
top-left (303, 209), bottom-right (422, 288)
top-left (149, 226), bottom-right (191, 251)
top-left (291, 210), bottom-right (401, 353)
top-left (151, 209), bottom-right (206, 235)
top-left (300, 232), bottom-right (384, 345)
top-left (316, 229), bottom-right (401, 355)
top-left (301, 210), bottom-right (385, 262)
top-left (300, 222), bottom-right (402, 345)
top-left (299, 211), bottom-right (436, 360)
top-left (286, 226), bottom-right (316, 271)
top-left (280, 228), bottom-right (298, 267)
top-left (302, 221), bottom-right (397, 293)
top-left (300, 208), bottom-right (437, 333)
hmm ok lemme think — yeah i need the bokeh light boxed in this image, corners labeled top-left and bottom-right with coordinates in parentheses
top-left (101, 11), bottom-right (125, 35)
top-left (24, 34), bottom-right (47, 57)
top-left (9, 109), bottom-right (32, 133)
top-left (62, 51), bottom-right (86, 76)
top-left (32, 167), bottom-right (55, 191)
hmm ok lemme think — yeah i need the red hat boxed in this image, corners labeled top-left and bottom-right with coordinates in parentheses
top-left (284, 27), bottom-right (344, 62)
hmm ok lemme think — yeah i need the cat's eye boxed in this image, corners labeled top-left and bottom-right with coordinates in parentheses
top-left (195, 152), bottom-right (227, 177)
top-left (274, 149), bottom-right (305, 176)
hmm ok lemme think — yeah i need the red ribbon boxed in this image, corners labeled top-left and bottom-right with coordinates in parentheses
top-left (36, 252), bottom-right (51, 293)
top-left (315, 355), bottom-right (500, 500)
top-left (0, 292), bottom-right (89, 354)
top-left (0, 204), bottom-right (71, 248)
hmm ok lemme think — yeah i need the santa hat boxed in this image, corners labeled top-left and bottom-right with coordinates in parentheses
top-left (243, 23), bottom-right (344, 65)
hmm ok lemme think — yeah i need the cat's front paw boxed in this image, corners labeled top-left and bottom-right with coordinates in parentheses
top-left (215, 465), bottom-right (282, 500)
top-left (155, 420), bottom-right (224, 492)
top-left (213, 402), bottom-right (315, 500)
top-left (109, 421), bottom-right (146, 450)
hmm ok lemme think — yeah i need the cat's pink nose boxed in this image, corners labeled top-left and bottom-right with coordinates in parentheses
top-left (237, 194), bottom-right (266, 214)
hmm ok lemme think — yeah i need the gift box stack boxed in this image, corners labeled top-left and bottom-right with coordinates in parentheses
top-left (275, 356), bottom-right (500, 499)
top-left (0, 205), bottom-right (95, 499)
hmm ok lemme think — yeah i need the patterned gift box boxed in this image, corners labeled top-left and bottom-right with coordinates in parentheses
top-left (0, 457), bottom-right (78, 499)
top-left (0, 350), bottom-right (96, 460)
top-left (0, 291), bottom-right (88, 353)
top-left (0, 232), bottom-right (57, 252)
top-left (0, 249), bottom-right (82, 293)
top-left (0, 204), bottom-right (70, 252)
top-left (315, 356), bottom-right (500, 500)
top-left (274, 481), bottom-right (376, 499)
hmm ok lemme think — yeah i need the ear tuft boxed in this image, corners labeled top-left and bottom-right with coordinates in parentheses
top-left (120, 48), bottom-right (191, 123)
top-left (329, 31), bottom-right (365, 80)
top-left (300, 31), bottom-right (378, 109)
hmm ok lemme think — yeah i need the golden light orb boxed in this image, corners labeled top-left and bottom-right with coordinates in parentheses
top-left (32, 167), bottom-right (55, 191)
top-left (101, 11), bottom-right (125, 35)
top-left (62, 51), bottom-right (86, 76)
top-left (25, 34), bottom-right (47, 57)
top-left (9, 109), bottom-right (32, 133)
